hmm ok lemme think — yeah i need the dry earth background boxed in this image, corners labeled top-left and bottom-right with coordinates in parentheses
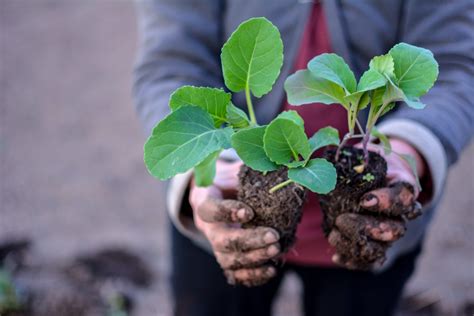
top-left (1, 1), bottom-right (473, 315)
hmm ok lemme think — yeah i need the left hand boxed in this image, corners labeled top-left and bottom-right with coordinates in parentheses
top-left (328, 138), bottom-right (425, 270)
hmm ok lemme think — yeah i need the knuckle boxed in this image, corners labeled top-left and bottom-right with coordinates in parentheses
top-left (232, 266), bottom-right (276, 287)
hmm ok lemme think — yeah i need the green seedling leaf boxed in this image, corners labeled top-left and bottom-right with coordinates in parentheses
top-left (371, 86), bottom-right (385, 107)
top-left (399, 153), bottom-right (422, 192)
top-left (231, 126), bottom-right (278, 172)
top-left (284, 70), bottom-right (348, 108)
top-left (383, 79), bottom-right (426, 110)
top-left (276, 110), bottom-right (304, 126)
top-left (288, 158), bottom-right (337, 194)
top-left (221, 17), bottom-right (283, 98)
top-left (344, 91), bottom-right (370, 110)
top-left (169, 86), bottom-right (230, 127)
top-left (307, 53), bottom-right (357, 93)
top-left (309, 126), bottom-right (340, 153)
top-left (345, 67), bottom-right (387, 111)
top-left (389, 43), bottom-right (439, 98)
top-left (371, 127), bottom-right (391, 155)
top-left (144, 106), bottom-right (233, 180)
top-left (194, 150), bottom-right (220, 187)
top-left (369, 54), bottom-right (395, 78)
top-left (358, 91), bottom-right (371, 110)
top-left (362, 173), bottom-right (375, 182)
top-left (226, 103), bottom-right (250, 128)
top-left (357, 69), bottom-right (387, 92)
top-left (263, 117), bottom-right (311, 166)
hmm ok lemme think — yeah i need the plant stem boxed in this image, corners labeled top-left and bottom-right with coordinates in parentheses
top-left (335, 132), bottom-right (353, 161)
top-left (361, 125), bottom-right (372, 165)
top-left (269, 179), bottom-right (294, 193)
top-left (362, 102), bottom-right (392, 164)
top-left (355, 118), bottom-right (365, 136)
top-left (245, 84), bottom-right (257, 125)
top-left (335, 133), bottom-right (365, 161)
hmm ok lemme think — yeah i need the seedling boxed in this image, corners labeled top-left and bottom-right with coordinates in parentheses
top-left (284, 43), bottom-right (439, 186)
top-left (284, 43), bottom-right (438, 269)
top-left (144, 17), bottom-right (339, 194)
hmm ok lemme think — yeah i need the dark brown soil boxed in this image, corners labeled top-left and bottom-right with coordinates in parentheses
top-left (319, 146), bottom-right (387, 236)
top-left (238, 165), bottom-right (306, 254)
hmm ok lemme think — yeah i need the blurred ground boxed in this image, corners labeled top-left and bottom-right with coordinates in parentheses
top-left (0, 1), bottom-right (472, 315)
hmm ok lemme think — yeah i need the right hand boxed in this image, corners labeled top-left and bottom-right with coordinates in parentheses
top-left (189, 160), bottom-right (281, 287)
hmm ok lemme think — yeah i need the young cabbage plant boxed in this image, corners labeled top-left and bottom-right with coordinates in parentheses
top-left (143, 17), bottom-right (339, 194)
top-left (284, 43), bottom-right (438, 186)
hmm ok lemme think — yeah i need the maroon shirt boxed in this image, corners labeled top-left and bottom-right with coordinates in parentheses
top-left (283, 3), bottom-right (349, 266)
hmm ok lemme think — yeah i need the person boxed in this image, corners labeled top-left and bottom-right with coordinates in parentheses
top-left (133, 1), bottom-right (473, 315)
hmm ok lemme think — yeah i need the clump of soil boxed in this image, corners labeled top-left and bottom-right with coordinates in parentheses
top-left (237, 165), bottom-right (307, 254)
top-left (319, 147), bottom-right (387, 235)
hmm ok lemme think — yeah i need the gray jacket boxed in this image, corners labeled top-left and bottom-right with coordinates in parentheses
top-left (133, 0), bottom-right (474, 268)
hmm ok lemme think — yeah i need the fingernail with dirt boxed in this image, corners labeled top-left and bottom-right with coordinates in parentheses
top-left (265, 266), bottom-right (276, 277)
top-left (267, 245), bottom-right (279, 256)
top-left (237, 208), bottom-right (247, 220)
top-left (263, 231), bottom-right (279, 244)
top-left (361, 193), bottom-right (378, 207)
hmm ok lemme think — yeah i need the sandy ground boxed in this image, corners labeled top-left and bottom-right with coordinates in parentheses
top-left (1, 1), bottom-right (472, 315)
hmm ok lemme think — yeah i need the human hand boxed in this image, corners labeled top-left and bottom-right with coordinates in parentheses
top-left (189, 160), bottom-right (281, 286)
top-left (329, 139), bottom-right (425, 269)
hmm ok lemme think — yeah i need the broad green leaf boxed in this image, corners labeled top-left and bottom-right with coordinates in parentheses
top-left (404, 97), bottom-right (426, 109)
top-left (144, 106), bottom-right (233, 180)
top-left (288, 158), bottom-right (337, 194)
top-left (169, 86), bottom-right (230, 127)
top-left (344, 91), bottom-right (370, 110)
top-left (358, 91), bottom-right (371, 110)
top-left (371, 86), bottom-right (385, 107)
top-left (284, 70), bottom-right (348, 108)
top-left (383, 79), bottom-right (426, 110)
top-left (371, 127), bottom-right (391, 155)
top-left (231, 126), bottom-right (278, 172)
top-left (382, 80), bottom-right (406, 105)
top-left (263, 117), bottom-right (311, 165)
top-left (369, 54), bottom-right (395, 78)
top-left (309, 126), bottom-right (340, 153)
top-left (226, 103), bottom-right (250, 128)
top-left (194, 150), bottom-right (220, 187)
top-left (389, 43), bottom-right (439, 98)
top-left (357, 69), bottom-right (387, 92)
top-left (399, 154), bottom-right (421, 191)
top-left (276, 110), bottom-right (304, 126)
top-left (307, 53), bottom-right (357, 93)
top-left (221, 17), bottom-right (283, 98)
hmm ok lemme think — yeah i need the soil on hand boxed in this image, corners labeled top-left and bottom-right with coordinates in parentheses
top-left (238, 165), bottom-right (306, 254)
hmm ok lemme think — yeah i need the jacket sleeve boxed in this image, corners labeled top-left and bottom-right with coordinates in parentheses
top-left (133, 0), bottom-right (225, 245)
top-left (133, 0), bottom-right (225, 135)
top-left (382, 0), bottom-right (474, 166)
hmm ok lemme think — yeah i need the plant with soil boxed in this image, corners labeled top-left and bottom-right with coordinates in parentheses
top-left (284, 43), bottom-right (439, 266)
top-left (143, 17), bottom-right (340, 253)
